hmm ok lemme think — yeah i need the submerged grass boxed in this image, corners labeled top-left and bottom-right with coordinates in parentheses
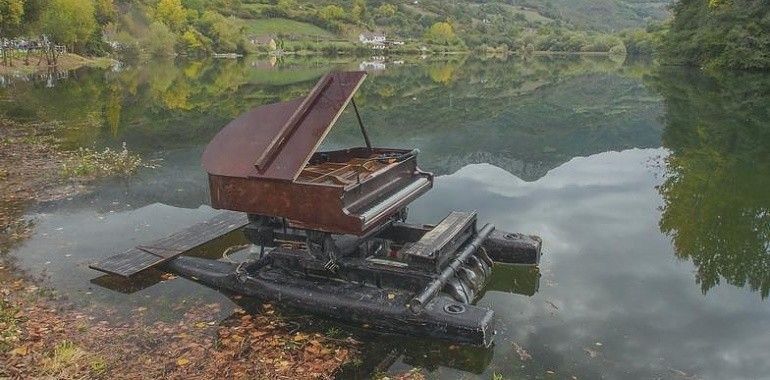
top-left (61, 142), bottom-right (156, 179)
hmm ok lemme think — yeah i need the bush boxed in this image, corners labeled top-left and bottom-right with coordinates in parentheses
top-left (145, 22), bottom-right (177, 57)
top-left (62, 143), bottom-right (155, 179)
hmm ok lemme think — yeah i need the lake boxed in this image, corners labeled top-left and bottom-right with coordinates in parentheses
top-left (1, 55), bottom-right (768, 379)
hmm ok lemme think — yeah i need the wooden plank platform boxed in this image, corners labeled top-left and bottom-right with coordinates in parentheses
top-left (403, 211), bottom-right (477, 271)
top-left (89, 211), bottom-right (249, 277)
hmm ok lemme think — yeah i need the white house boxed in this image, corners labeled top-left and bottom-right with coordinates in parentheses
top-left (359, 32), bottom-right (386, 45)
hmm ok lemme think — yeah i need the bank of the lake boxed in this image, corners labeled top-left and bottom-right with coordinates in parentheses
top-left (0, 54), bottom-right (117, 77)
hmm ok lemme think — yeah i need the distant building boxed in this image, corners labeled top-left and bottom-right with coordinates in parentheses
top-left (359, 32), bottom-right (405, 50)
top-left (250, 36), bottom-right (277, 51)
top-left (359, 32), bottom-right (386, 45)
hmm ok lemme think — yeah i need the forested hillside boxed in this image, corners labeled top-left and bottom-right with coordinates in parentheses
top-left (0, 0), bottom-right (674, 59)
top-left (505, 0), bottom-right (670, 31)
top-left (661, 0), bottom-right (770, 70)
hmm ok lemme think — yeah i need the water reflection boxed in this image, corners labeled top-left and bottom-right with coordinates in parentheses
top-left (651, 69), bottom-right (770, 298)
top-left (2, 56), bottom-right (770, 379)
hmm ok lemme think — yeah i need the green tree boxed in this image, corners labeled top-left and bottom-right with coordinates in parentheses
top-left (155, 0), bottom-right (187, 31)
top-left (146, 21), bottom-right (176, 56)
top-left (0, 0), bottom-right (25, 65)
top-left (424, 22), bottom-right (457, 45)
top-left (351, 0), bottom-right (366, 22)
top-left (318, 5), bottom-right (344, 22)
top-left (94, 0), bottom-right (115, 24)
top-left (200, 10), bottom-right (243, 53)
top-left (180, 28), bottom-right (206, 53)
top-left (376, 3), bottom-right (396, 18)
top-left (661, 0), bottom-right (770, 70)
top-left (41, 0), bottom-right (97, 59)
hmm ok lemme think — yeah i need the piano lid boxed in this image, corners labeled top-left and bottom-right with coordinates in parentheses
top-left (202, 71), bottom-right (367, 181)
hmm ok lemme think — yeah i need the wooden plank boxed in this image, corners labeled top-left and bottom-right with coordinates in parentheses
top-left (403, 211), bottom-right (476, 271)
top-left (90, 211), bottom-right (249, 277)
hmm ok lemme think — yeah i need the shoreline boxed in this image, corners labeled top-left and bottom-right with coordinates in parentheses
top-left (0, 54), bottom-right (117, 76)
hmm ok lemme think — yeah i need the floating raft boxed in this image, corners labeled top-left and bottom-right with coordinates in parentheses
top-left (90, 211), bottom-right (248, 277)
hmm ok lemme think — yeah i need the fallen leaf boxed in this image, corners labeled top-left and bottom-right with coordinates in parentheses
top-left (512, 342), bottom-right (532, 361)
top-left (10, 345), bottom-right (29, 356)
top-left (176, 358), bottom-right (190, 366)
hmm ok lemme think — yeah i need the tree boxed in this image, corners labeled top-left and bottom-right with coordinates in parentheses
top-left (0, 0), bottom-right (25, 65)
top-left (94, 0), bottom-right (116, 25)
top-left (318, 5), bottom-right (344, 22)
top-left (424, 22), bottom-right (456, 45)
top-left (376, 3), bottom-right (397, 18)
top-left (146, 21), bottom-right (176, 56)
top-left (200, 10), bottom-right (243, 53)
top-left (351, 0), bottom-right (366, 22)
top-left (661, 0), bottom-right (770, 70)
top-left (180, 28), bottom-right (206, 53)
top-left (41, 0), bottom-right (97, 60)
top-left (155, 0), bottom-right (187, 31)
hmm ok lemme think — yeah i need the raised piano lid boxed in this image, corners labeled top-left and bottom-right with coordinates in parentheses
top-left (202, 71), bottom-right (367, 182)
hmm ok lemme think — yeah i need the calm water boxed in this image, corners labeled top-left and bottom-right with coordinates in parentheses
top-left (1, 55), bottom-right (768, 379)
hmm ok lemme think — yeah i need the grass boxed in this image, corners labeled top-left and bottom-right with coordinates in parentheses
top-left (61, 142), bottom-right (153, 179)
top-left (42, 340), bottom-right (89, 377)
top-left (89, 356), bottom-right (108, 377)
top-left (239, 17), bottom-right (336, 40)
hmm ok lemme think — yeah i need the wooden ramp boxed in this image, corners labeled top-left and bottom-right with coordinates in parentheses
top-left (90, 211), bottom-right (249, 277)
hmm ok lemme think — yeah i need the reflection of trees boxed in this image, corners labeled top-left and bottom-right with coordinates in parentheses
top-left (651, 69), bottom-right (770, 298)
top-left (0, 55), bottom-right (660, 183)
top-left (0, 58), bottom-right (350, 151)
top-left (337, 55), bottom-right (661, 180)
top-left (426, 60), bottom-right (463, 85)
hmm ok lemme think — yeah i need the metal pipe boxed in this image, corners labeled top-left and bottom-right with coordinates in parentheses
top-left (409, 223), bottom-right (495, 313)
top-left (351, 98), bottom-right (372, 150)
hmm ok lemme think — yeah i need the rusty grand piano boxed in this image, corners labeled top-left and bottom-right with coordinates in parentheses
top-left (91, 71), bottom-right (542, 347)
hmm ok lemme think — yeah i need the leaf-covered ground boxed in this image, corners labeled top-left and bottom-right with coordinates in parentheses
top-left (0, 271), bottom-right (356, 379)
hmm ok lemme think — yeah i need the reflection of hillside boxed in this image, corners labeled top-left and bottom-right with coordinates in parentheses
top-left (2, 56), bottom-right (663, 187)
top-left (431, 152), bottom-right (552, 181)
top-left (329, 58), bottom-right (663, 180)
top-left (650, 68), bottom-right (770, 298)
top-left (19, 56), bottom-right (669, 216)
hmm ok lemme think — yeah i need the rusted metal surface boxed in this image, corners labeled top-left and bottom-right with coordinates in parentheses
top-left (202, 71), bottom-right (434, 235)
top-left (208, 149), bottom-right (431, 234)
top-left (202, 71), bottom-right (367, 181)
